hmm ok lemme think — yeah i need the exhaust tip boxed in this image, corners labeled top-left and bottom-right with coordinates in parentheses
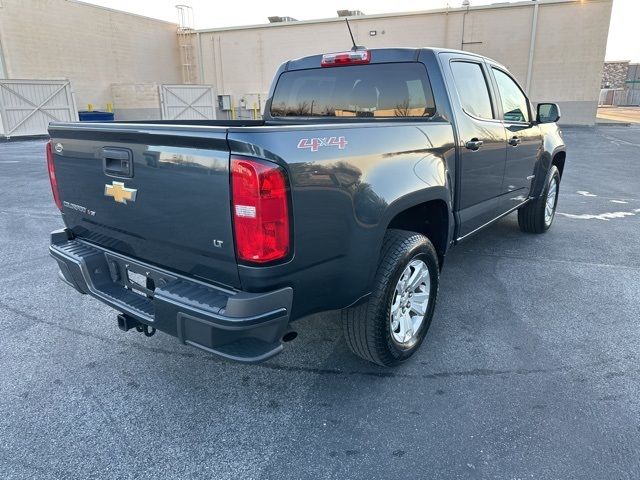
top-left (282, 330), bottom-right (298, 342)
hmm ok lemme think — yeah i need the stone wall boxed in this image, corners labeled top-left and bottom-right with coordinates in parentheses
top-left (602, 61), bottom-right (630, 89)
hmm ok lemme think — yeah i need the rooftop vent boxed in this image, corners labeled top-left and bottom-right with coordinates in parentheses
top-left (268, 16), bottom-right (298, 23)
top-left (337, 10), bottom-right (365, 17)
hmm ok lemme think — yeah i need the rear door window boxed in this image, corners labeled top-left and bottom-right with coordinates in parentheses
top-left (270, 63), bottom-right (436, 118)
top-left (450, 61), bottom-right (494, 120)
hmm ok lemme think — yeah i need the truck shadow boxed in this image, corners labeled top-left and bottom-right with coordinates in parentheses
top-left (256, 213), bottom-right (527, 376)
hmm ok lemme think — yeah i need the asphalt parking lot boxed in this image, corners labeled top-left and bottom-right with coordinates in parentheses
top-left (1, 126), bottom-right (639, 479)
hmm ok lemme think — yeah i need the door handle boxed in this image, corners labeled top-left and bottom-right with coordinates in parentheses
top-left (102, 147), bottom-right (133, 177)
top-left (508, 136), bottom-right (521, 146)
top-left (465, 139), bottom-right (484, 151)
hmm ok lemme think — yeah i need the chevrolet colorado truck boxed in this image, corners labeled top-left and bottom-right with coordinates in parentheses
top-left (47, 48), bottom-right (565, 366)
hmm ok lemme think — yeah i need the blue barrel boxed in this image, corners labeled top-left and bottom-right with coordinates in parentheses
top-left (78, 111), bottom-right (114, 122)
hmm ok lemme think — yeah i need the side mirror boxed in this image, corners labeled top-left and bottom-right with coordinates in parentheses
top-left (537, 103), bottom-right (561, 124)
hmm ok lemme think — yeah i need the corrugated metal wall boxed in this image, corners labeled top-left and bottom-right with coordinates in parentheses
top-left (626, 64), bottom-right (640, 91)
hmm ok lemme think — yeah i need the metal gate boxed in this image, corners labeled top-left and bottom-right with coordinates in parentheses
top-left (0, 79), bottom-right (78, 138)
top-left (160, 85), bottom-right (216, 120)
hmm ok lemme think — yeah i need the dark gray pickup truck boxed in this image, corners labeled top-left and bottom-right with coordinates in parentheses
top-left (47, 47), bottom-right (565, 366)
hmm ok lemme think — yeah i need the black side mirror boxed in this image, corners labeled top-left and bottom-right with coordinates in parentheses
top-left (537, 103), bottom-right (561, 124)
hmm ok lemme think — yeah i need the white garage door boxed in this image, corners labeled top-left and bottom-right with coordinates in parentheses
top-left (160, 85), bottom-right (217, 120)
top-left (0, 79), bottom-right (78, 138)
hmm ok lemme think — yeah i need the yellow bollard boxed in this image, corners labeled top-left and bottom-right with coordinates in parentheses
top-left (87, 103), bottom-right (94, 112)
top-left (231, 105), bottom-right (236, 120)
top-left (253, 102), bottom-right (258, 120)
top-left (106, 103), bottom-right (113, 113)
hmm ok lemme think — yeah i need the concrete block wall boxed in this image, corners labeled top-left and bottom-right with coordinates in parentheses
top-left (195, 0), bottom-right (613, 125)
top-left (0, 0), bottom-right (181, 113)
top-left (526, 0), bottom-right (612, 125)
top-left (111, 83), bottom-right (161, 120)
top-left (0, 0), bottom-right (614, 125)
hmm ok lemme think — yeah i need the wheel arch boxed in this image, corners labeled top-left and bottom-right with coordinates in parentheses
top-left (552, 150), bottom-right (566, 179)
top-left (531, 146), bottom-right (566, 198)
top-left (387, 200), bottom-right (450, 267)
top-left (377, 187), bottom-right (453, 270)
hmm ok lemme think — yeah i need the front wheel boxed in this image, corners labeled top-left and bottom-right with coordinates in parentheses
top-left (518, 165), bottom-right (560, 233)
top-left (341, 230), bottom-right (439, 366)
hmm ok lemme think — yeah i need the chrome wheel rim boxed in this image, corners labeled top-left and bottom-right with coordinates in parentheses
top-left (545, 176), bottom-right (558, 226)
top-left (390, 259), bottom-right (430, 345)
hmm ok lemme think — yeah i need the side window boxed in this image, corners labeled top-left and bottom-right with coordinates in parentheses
top-left (450, 61), bottom-right (494, 120)
top-left (492, 68), bottom-right (530, 123)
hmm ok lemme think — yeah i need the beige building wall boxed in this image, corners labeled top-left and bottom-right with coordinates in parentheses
top-left (196, 0), bottom-right (612, 125)
top-left (110, 83), bottom-right (162, 120)
top-left (0, 0), bottom-right (181, 118)
top-left (0, 0), bottom-right (612, 124)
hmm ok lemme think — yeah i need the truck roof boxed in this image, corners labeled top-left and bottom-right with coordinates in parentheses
top-left (284, 47), bottom-right (505, 72)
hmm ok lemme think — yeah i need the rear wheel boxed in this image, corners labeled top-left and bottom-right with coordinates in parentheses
top-left (341, 229), bottom-right (439, 366)
top-left (518, 165), bottom-right (560, 233)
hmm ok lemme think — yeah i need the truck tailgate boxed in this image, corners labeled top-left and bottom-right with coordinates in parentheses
top-left (48, 124), bottom-right (240, 289)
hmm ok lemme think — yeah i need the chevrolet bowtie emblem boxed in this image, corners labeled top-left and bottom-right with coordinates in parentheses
top-left (104, 181), bottom-right (137, 204)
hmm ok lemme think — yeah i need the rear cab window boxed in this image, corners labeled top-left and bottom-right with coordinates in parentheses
top-left (270, 63), bottom-right (436, 119)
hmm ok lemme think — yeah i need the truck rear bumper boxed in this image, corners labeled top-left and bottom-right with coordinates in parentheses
top-left (49, 229), bottom-right (292, 363)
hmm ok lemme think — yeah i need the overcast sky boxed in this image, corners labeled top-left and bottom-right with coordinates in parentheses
top-left (82, 0), bottom-right (639, 62)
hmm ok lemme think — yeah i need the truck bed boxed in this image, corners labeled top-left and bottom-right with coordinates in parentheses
top-left (48, 117), bottom-right (453, 316)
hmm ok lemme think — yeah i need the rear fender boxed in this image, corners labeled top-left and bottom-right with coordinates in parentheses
top-left (229, 123), bottom-right (455, 317)
top-left (366, 186), bottom-right (453, 287)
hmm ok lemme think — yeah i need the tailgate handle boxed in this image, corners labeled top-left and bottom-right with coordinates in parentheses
top-left (102, 147), bottom-right (133, 178)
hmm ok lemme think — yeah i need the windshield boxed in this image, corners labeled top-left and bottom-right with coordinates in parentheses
top-left (270, 63), bottom-right (436, 119)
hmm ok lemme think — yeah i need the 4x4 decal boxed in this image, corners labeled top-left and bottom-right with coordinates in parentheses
top-left (297, 136), bottom-right (347, 152)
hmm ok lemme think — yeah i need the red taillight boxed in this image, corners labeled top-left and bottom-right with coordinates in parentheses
top-left (321, 50), bottom-right (370, 67)
top-left (231, 156), bottom-right (290, 264)
top-left (46, 140), bottom-right (62, 210)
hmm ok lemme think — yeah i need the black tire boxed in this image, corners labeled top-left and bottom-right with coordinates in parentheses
top-left (518, 165), bottom-right (560, 233)
top-left (341, 229), bottom-right (439, 366)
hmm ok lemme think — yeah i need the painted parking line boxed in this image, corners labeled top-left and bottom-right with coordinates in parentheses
top-left (558, 208), bottom-right (640, 221)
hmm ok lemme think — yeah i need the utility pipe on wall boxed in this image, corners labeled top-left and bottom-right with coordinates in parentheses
top-left (0, 33), bottom-right (7, 78)
top-left (460, 3), bottom-right (470, 50)
top-left (525, 1), bottom-right (539, 95)
top-left (197, 32), bottom-right (204, 84)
